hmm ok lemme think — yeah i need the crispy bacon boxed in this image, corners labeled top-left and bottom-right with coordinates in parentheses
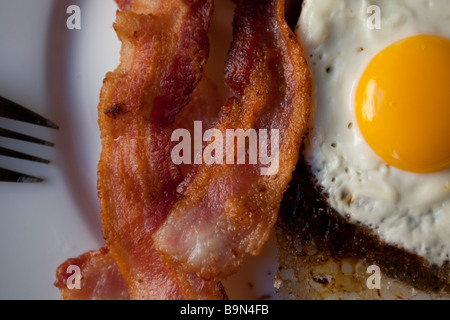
top-left (153, 0), bottom-right (311, 280)
top-left (97, 0), bottom-right (226, 299)
top-left (55, 248), bottom-right (130, 300)
top-left (174, 74), bottom-right (223, 177)
top-left (54, 74), bottom-right (222, 300)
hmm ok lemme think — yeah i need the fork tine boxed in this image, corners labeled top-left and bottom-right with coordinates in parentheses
top-left (0, 127), bottom-right (54, 146)
top-left (0, 146), bottom-right (50, 164)
top-left (0, 167), bottom-right (43, 183)
top-left (0, 96), bottom-right (59, 129)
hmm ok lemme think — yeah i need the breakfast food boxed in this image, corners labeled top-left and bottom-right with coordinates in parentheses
top-left (276, 0), bottom-right (450, 299)
top-left (55, 0), bottom-right (311, 299)
top-left (153, 0), bottom-right (311, 280)
top-left (55, 248), bottom-right (130, 300)
top-left (56, 0), bottom-right (226, 300)
top-left (55, 74), bottom-right (224, 300)
top-left (96, 0), bottom-right (229, 300)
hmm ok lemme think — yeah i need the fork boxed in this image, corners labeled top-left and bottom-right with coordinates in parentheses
top-left (0, 96), bottom-right (58, 182)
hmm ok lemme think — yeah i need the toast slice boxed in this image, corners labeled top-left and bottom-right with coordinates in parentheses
top-left (275, 155), bottom-right (450, 300)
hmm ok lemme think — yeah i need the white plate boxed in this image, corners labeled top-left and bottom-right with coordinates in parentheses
top-left (0, 0), bottom-right (279, 300)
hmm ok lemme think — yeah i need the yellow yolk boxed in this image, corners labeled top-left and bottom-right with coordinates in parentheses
top-left (356, 35), bottom-right (450, 173)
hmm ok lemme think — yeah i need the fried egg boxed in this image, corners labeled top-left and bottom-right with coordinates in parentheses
top-left (297, 0), bottom-right (450, 266)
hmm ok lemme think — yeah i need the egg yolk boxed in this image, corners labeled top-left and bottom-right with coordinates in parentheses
top-left (356, 35), bottom-right (450, 173)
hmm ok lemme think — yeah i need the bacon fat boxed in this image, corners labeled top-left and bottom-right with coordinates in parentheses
top-left (55, 248), bottom-right (130, 300)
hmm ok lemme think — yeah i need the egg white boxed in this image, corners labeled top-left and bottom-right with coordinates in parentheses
top-left (297, 0), bottom-right (450, 266)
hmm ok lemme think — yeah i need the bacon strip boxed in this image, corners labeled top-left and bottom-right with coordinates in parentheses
top-left (153, 0), bottom-right (311, 280)
top-left (97, 0), bottom-right (226, 299)
top-left (174, 74), bottom-right (223, 177)
top-left (55, 248), bottom-right (130, 300)
top-left (55, 74), bottom-right (222, 300)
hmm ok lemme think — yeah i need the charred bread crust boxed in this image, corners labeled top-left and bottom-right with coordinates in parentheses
top-left (277, 146), bottom-right (450, 296)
